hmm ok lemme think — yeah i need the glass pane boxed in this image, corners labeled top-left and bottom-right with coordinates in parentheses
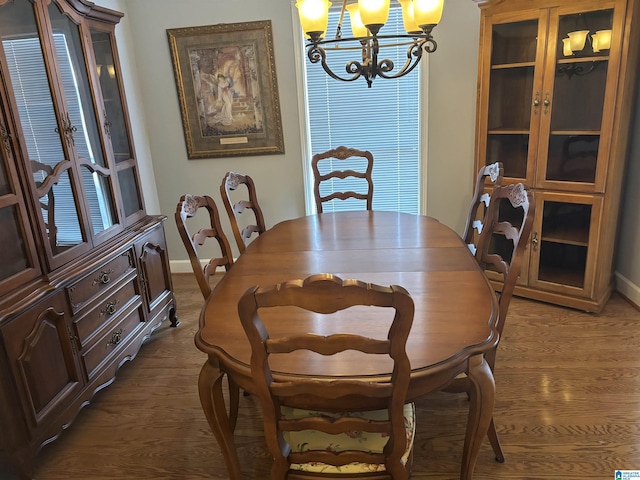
top-left (118, 167), bottom-right (142, 217)
top-left (80, 165), bottom-right (115, 235)
top-left (0, 205), bottom-right (30, 281)
top-left (1, 1), bottom-right (67, 172)
top-left (32, 166), bottom-right (84, 255)
top-left (538, 201), bottom-right (591, 288)
top-left (48, 1), bottom-right (106, 169)
top-left (538, 242), bottom-right (587, 288)
top-left (551, 61), bottom-right (607, 131)
top-left (90, 29), bottom-right (132, 163)
top-left (488, 67), bottom-right (534, 130)
top-left (548, 9), bottom-right (613, 185)
top-left (486, 134), bottom-right (529, 178)
top-left (491, 20), bottom-right (538, 65)
top-left (546, 134), bottom-right (599, 183)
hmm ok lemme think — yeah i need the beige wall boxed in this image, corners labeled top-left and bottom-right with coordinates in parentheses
top-left (101, 0), bottom-right (639, 304)
top-left (615, 89), bottom-right (640, 304)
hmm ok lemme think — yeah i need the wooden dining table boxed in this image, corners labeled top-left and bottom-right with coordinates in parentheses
top-left (195, 210), bottom-right (499, 479)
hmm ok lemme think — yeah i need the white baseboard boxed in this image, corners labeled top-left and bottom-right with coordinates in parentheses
top-left (615, 271), bottom-right (640, 307)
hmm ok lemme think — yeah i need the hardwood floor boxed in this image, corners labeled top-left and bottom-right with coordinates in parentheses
top-left (12, 273), bottom-right (640, 479)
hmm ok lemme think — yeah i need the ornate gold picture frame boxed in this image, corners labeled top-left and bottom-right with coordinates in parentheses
top-left (167, 20), bottom-right (284, 159)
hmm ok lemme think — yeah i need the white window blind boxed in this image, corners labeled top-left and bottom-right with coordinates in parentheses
top-left (304, 6), bottom-right (420, 214)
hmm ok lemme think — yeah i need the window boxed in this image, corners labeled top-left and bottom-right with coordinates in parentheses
top-left (300, 6), bottom-right (423, 214)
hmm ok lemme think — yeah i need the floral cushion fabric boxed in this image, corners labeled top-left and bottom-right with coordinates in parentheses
top-left (281, 403), bottom-right (416, 474)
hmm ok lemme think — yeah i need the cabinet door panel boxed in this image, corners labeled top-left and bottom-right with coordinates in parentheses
top-left (0, 0), bottom-right (91, 267)
top-left (47, 1), bottom-right (120, 238)
top-left (1, 291), bottom-right (83, 432)
top-left (536, 7), bottom-right (615, 192)
top-left (138, 227), bottom-right (173, 315)
top-left (478, 12), bottom-right (547, 186)
top-left (527, 192), bottom-right (602, 298)
top-left (0, 103), bottom-right (40, 292)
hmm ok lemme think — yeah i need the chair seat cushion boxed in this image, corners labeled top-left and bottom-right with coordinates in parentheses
top-left (282, 402), bottom-right (415, 474)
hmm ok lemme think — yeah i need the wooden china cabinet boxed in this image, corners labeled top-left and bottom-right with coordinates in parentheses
top-left (473, 0), bottom-right (640, 312)
top-left (0, 0), bottom-right (176, 478)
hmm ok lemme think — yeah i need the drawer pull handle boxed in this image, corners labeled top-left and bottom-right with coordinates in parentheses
top-left (107, 329), bottom-right (124, 347)
top-left (101, 301), bottom-right (118, 316)
top-left (93, 269), bottom-right (113, 286)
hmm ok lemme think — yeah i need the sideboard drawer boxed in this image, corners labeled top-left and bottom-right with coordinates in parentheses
top-left (72, 277), bottom-right (140, 349)
top-left (67, 250), bottom-right (136, 313)
top-left (80, 304), bottom-right (144, 380)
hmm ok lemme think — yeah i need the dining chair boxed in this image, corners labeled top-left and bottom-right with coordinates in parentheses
top-left (311, 146), bottom-right (374, 213)
top-left (174, 194), bottom-right (234, 300)
top-left (220, 171), bottom-right (267, 253)
top-left (462, 162), bottom-right (504, 255)
top-left (447, 182), bottom-right (535, 463)
top-left (238, 273), bottom-right (416, 479)
top-left (175, 194), bottom-right (244, 424)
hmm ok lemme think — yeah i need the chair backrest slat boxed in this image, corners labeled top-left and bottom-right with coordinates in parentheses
top-left (311, 146), bottom-right (374, 214)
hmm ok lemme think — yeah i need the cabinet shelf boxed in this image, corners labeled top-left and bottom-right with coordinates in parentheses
top-left (488, 129), bottom-right (530, 135)
top-left (541, 229), bottom-right (589, 246)
top-left (492, 61), bottom-right (536, 69)
top-left (557, 55), bottom-right (609, 65)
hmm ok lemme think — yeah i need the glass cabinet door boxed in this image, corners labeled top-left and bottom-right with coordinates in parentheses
top-left (47, 1), bottom-right (120, 239)
top-left (528, 192), bottom-right (601, 297)
top-left (0, 112), bottom-right (41, 294)
top-left (479, 12), bottom-right (547, 185)
top-left (90, 27), bottom-right (144, 223)
top-left (0, 0), bottom-right (89, 267)
top-left (536, 7), bottom-right (615, 192)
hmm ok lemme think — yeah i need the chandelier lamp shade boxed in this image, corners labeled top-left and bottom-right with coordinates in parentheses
top-left (296, 0), bottom-right (445, 87)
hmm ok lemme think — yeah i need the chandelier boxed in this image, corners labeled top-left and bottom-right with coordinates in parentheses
top-left (296, 0), bottom-right (444, 88)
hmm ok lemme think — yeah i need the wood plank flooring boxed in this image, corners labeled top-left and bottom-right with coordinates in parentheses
top-left (13, 274), bottom-right (640, 479)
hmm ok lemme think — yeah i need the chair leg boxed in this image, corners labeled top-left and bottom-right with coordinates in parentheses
top-left (227, 376), bottom-right (240, 431)
top-left (487, 417), bottom-right (505, 463)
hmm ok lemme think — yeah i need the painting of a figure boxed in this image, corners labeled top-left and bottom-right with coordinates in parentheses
top-left (190, 45), bottom-right (265, 137)
top-left (167, 20), bottom-right (284, 158)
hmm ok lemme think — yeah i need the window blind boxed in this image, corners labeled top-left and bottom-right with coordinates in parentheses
top-left (304, 6), bottom-right (420, 214)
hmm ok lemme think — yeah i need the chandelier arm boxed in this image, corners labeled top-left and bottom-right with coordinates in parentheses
top-left (307, 45), bottom-right (363, 83)
top-left (377, 40), bottom-right (424, 79)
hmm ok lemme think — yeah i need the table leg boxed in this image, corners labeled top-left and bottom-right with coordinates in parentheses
top-left (460, 353), bottom-right (495, 480)
top-left (198, 357), bottom-right (242, 479)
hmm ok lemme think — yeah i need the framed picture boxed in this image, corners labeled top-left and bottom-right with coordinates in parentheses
top-left (167, 20), bottom-right (284, 159)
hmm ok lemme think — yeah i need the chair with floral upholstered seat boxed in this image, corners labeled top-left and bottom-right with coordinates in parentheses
top-left (238, 273), bottom-right (416, 479)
